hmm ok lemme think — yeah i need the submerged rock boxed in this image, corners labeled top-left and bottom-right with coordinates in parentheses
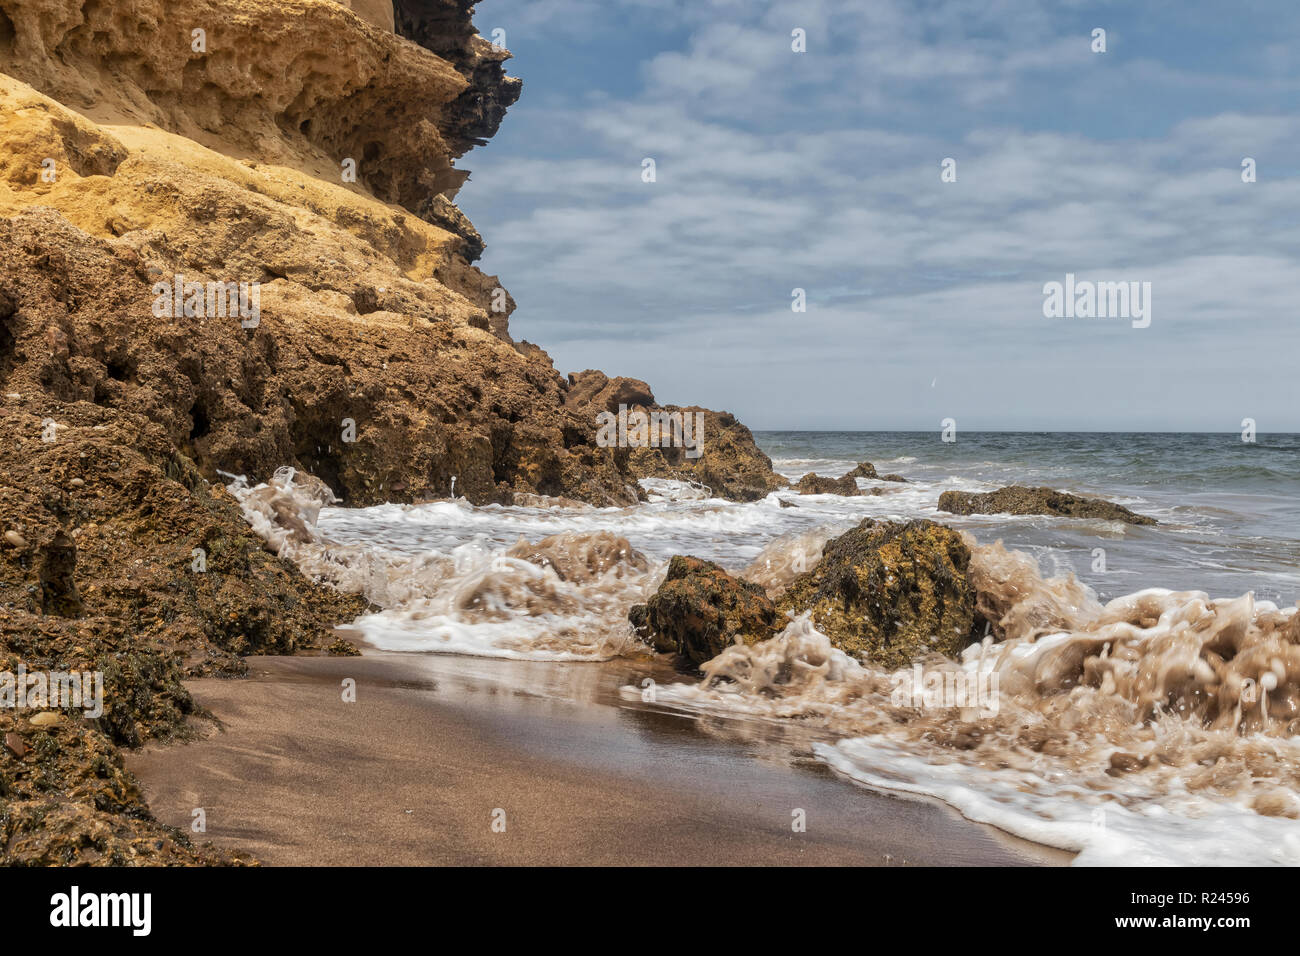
top-left (847, 461), bottom-right (907, 482)
top-left (938, 486), bottom-right (1156, 525)
top-left (795, 462), bottom-right (906, 497)
top-left (629, 556), bottom-right (779, 666)
top-left (507, 531), bottom-right (648, 583)
top-left (795, 471), bottom-right (894, 497)
top-left (777, 519), bottom-right (980, 668)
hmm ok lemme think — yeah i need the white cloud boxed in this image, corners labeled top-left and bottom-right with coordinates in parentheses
top-left (462, 0), bottom-right (1300, 428)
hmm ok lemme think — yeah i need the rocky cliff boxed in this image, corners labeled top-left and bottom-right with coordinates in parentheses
top-left (0, 0), bottom-right (781, 863)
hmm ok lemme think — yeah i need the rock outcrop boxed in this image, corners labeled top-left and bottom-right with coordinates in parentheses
top-left (796, 473), bottom-right (865, 496)
top-left (0, 401), bottom-right (362, 864)
top-left (633, 520), bottom-right (981, 670)
top-left (790, 473), bottom-right (863, 496)
top-left (564, 370), bottom-right (785, 502)
top-left (794, 462), bottom-right (907, 497)
top-left (776, 519), bottom-right (980, 669)
top-left (847, 461), bottom-right (907, 482)
top-left (628, 556), bottom-right (779, 666)
top-left (0, 1), bottom-right (779, 509)
top-left (0, 0), bottom-right (780, 862)
top-left (938, 486), bottom-right (1156, 526)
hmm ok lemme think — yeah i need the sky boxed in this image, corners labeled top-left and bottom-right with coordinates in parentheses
top-left (454, 0), bottom-right (1300, 431)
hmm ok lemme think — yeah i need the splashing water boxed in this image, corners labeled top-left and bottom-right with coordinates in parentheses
top-left (227, 467), bottom-right (657, 660)
top-left (639, 539), bottom-right (1300, 865)
top-left (225, 432), bottom-right (1300, 864)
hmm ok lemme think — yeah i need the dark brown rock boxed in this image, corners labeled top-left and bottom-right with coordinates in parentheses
top-left (796, 473), bottom-right (863, 496)
top-left (633, 408), bottom-right (787, 502)
top-left (937, 486), bottom-right (1156, 525)
top-left (847, 462), bottom-right (906, 482)
top-left (560, 372), bottom-right (784, 502)
top-left (38, 531), bottom-right (82, 617)
top-left (629, 556), bottom-right (779, 666)
top-left (0, 400), bottom-right (367, 864)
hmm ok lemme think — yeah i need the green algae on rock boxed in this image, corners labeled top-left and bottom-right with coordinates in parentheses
top-left (777, 519), bottom-right (981, 669)
top-left (0, 400), bottom-right (367, 863)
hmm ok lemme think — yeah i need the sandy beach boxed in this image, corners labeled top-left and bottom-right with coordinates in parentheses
top-left (127, 648), bottom-right (1070, 866)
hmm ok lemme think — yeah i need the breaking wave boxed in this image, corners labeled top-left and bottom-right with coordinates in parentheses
top-left (227, 467), bottom-right (657, 661)
top-left (638, 535), bottom-right (1300, 865)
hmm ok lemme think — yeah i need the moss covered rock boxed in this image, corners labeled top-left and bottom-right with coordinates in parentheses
top-left (778, 519), bottom-right (979, 668)
top-left (938, 486), bottom-right (1155, 525)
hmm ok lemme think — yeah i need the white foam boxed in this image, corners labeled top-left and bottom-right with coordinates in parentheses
top-left (817, 737), bottom-right (1300, 866)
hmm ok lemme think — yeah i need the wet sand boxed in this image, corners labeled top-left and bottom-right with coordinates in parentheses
top-left (128, 650), bottom-right (1072, 866)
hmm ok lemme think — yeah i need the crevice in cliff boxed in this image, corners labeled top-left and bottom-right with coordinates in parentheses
top-left (0, 7), bottom-right (14, 55)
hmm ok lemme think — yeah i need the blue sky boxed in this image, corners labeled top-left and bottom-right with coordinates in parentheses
top-left (456, 0), bottom-right (1300, 430)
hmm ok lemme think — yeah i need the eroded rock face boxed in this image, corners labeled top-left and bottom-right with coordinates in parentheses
top-left (777, 519), bottom-right (980, 669)
top-left (628, 556), bottom-right (779, 666)
top-left (0, 205), bottom-right (649, 508)
top-left (937, 486), bottom-right (1156, 526)
top-left (564, 370), bottom-right (786, 503)
top-left (0, 400), bottom-right (363, 864)
top-left (0, 77), bottom-right (777, 508)
top-left (565, 370), bottom-right (656, 412)
top-left (0, 0), bottom-right (509, 224)
top-left (624, 409), bottom-right (786, 502)
top-left (340, 0), bottom-right (395, 31)
top-left (0, 0), bottom-right (779, 863)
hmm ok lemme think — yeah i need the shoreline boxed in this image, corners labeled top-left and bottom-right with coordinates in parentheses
top-left (127, 647), bottom-right (1072, 866)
